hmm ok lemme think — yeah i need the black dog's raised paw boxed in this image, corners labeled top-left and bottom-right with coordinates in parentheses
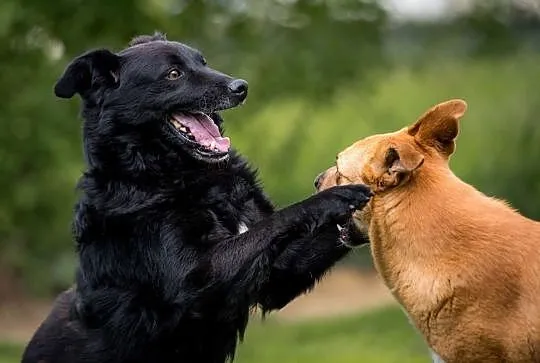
top-left (302, 184), bottom-right (372, 229)
top-left (323, 184), bottom-right (372, 210)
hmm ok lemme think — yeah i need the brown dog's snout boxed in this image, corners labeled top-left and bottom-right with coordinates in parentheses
top-left (314, 171), bottom-right (325, 190)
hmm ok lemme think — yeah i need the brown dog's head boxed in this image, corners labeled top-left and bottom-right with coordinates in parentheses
top-left (315, 99), bottom-right (468, 226)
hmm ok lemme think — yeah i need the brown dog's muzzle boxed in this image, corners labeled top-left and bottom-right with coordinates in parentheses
top-left (313, 171), bottom-right (325, 190)
top-left (314, 166), bottom-right (340, 192)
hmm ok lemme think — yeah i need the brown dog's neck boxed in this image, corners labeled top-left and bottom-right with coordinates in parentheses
top-left (368, 158), bottom-right (540, 299)
top-left (372, 161), bottom-right (457, 227)
top-left (369, 159), bottom-right (534, 257)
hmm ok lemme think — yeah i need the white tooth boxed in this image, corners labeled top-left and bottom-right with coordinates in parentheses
top-left (179, 126), bottom-right (187, 132)
top-left (336, 224), bottom-right (344, 232)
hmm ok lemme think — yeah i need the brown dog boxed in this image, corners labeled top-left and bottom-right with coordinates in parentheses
top-left (316, 99), bottom-right (540, 363)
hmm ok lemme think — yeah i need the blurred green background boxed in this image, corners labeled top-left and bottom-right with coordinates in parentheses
top-left (1, 0), bottom-right (540, 362)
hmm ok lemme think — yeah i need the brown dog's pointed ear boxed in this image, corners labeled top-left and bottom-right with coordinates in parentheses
top-left (376, 143), bottom-right (424, 191)
top-left (408, 99), bottom-right (468, 157)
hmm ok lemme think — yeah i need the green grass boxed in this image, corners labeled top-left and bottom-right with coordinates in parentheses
top-left (236, 307), bottom-right (429, 363)
top-left (0, 307), bottom-right (429, 363)
top-left (0, 343), bottom-right (21, 363)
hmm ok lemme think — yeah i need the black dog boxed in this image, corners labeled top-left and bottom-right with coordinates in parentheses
top-left (21, 33), bottom-right (371, 363)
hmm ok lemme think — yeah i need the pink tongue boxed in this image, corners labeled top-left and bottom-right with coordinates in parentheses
top-left (172, 113), bottom-right (230, 153)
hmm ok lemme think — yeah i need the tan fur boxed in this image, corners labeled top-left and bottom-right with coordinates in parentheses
top-left (317, 99), bottom-right (540, 362)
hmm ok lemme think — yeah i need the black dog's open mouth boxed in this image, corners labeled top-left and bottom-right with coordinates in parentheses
top-left (336, 218), bottom-right (363, 248)
top-left (336, 222), bottom-right (350, 242)
top-left (168, 112), bottom-right (230, 160)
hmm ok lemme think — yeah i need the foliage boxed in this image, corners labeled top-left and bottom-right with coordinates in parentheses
top-left (0, 0), bottom-right (386, 295)
top-left (0, 0), bottom-right (539, 295)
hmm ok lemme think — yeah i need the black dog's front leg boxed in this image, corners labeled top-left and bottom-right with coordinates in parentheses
top-left (205, 185), bottom-right (371, 307)
top-left (258, 223), bottom-right (370, 312)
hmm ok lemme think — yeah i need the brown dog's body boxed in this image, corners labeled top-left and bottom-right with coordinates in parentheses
top-left (317, 100), bottom-right (540, 362)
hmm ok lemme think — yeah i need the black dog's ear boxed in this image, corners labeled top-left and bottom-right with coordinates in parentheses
top-left (54, 49), bottom-right (120, 99)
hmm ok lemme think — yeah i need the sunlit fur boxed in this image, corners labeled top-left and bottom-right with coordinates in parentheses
top-left (318, 99), bottom-right (540, 362)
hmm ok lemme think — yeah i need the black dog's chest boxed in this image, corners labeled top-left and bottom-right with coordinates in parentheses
top-left (175, 175), bottom-right (259, 244)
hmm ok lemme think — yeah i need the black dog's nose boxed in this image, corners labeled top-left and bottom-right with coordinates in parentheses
top-left (228, 79), bottom-right (248, 97)
top-left (314, 171), bottom-right (325, 190)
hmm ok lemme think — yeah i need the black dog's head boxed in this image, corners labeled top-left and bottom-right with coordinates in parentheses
top-left (55, 33), bottom-right (247, 164)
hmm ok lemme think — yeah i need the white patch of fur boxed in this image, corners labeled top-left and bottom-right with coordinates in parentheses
top-left (430, 349), bottom-right (446, 363)
top-left (237, 222), bottom-right (249, 235)
top-left (400, 309), bottom-right (445, 363)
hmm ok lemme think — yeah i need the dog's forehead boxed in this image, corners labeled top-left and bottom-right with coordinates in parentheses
top-left (339, 136), bottom-right (378, 163)
top-left (336, 133), bottom-right (396, 176)
top-left (336, 142), bottom-right (367, 178)
top-left (119, 41), bottom-right (200, 62)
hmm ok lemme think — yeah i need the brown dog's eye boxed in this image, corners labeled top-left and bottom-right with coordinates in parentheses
top-left (166, 69), bottom-right (183, 80)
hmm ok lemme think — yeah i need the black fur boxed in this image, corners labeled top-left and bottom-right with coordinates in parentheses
top-left (22, 33), bottom-right (371, 363)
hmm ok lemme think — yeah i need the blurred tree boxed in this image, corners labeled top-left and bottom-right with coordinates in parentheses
top-left (0, 0), bottom-right (539, 296)
top-left (0, 0), bottom-right (386, 296)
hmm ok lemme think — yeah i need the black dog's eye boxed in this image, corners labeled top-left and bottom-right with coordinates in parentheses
top-left (166, 69), bottom-right (183, 80)
top-left (201, 57), bottom-right (207, 66)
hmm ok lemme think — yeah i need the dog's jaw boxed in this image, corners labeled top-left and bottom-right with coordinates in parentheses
top-left (164, 111), bottom-right (232, 164)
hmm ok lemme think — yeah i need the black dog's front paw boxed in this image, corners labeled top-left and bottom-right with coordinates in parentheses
top-left (303, 184), bottom-right (372, 230)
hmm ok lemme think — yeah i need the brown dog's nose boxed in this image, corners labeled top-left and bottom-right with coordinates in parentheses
top-left (314, 171), bottom-right (325, 190)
